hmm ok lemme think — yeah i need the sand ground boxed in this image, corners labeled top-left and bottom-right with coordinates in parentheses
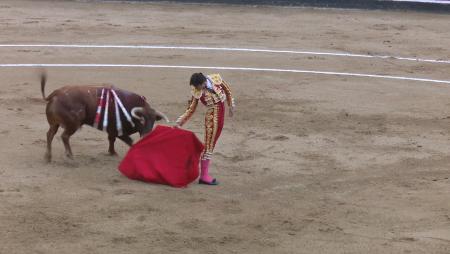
top-left (0, 1), bottom-right (449, 253)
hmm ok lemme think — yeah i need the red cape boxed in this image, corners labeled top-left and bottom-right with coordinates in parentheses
top-left (118, 125), bottom-right (204, 187)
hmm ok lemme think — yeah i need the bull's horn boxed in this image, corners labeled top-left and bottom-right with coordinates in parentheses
top-left (155, 110), bottom-right (170, 123)
top-left (131, 107), bottom-right (145, 123)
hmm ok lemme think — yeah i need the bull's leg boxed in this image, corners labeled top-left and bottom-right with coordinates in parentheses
top-left (118, 135), bottom-right (133, 146)
top-left (108, 134), bottom-right (117, 155)
top-left (61, 127), bottom-right (77, 159)
top-left (45, 124), bottom-right (59, 162)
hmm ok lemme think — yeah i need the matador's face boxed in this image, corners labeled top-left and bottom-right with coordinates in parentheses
top-left (193, 81), bottom-right (207, 90)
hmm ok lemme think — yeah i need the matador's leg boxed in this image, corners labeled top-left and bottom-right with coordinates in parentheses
top-left (200, 103), bottom-right (225, 185)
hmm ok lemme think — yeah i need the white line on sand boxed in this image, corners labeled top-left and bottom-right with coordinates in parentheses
top-left (0, 44), bottom-right (448, 64)
top-left (1, 63), bottom-right (449, 84)
top-left (391, 0), bottom-right (450, 4)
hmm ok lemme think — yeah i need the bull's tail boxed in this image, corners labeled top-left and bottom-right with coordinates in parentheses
top-left (155, 110), bottom-right (170, 123)
top-left (40, 71), bottom-right (48, 100)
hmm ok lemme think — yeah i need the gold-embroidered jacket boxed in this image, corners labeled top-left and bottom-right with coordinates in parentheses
top-left (176, 74), bottom-right (234, 126)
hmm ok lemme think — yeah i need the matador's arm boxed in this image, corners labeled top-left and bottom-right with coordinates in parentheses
top-left (176, 96), bottom-right (199, 126)
top-left (221, 80), bottom-right (235, 108)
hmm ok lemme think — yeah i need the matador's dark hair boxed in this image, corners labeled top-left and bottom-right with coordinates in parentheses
top-left (190, 73), bottom-right (207, 87)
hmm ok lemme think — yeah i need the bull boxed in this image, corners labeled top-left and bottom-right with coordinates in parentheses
top-left (41, 72), bottom-right (169, 162)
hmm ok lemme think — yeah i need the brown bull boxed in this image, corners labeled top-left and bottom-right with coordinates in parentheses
top-left (41, 73), bottom-right (169, 162)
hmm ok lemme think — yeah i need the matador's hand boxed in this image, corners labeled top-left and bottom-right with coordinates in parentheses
top-left (229, 106), bottom-right (235, 117)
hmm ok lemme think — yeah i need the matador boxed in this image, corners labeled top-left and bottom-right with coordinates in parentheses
top-left (176, 73), bottom-right (235, 185)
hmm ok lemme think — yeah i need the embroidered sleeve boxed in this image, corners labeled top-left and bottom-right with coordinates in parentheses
top-left (176, 96), bottom-right (199, 126)
top-left (221, 80), bottom-right (235, 108)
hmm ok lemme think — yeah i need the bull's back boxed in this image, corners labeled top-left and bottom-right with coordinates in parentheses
top-left (116, 88), bottom-right (148, 110)
top-left (46, 85), bottom-right (99, 125)
top-left (46, 85), bottom-right (149, 131)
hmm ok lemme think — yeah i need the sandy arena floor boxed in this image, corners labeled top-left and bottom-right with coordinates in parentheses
top-left (0, 1), bottom-right (449, 253)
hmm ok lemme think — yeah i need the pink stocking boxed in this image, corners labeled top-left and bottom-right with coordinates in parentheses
top-left (200, 159), bottom-right (215, 183)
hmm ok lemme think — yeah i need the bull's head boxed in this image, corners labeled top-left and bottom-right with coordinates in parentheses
top-left (131, 107), bottom-right (169, 136)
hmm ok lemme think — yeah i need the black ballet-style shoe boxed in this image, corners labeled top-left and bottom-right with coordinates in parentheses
top-left (199, 178), bottom-right (218, 185)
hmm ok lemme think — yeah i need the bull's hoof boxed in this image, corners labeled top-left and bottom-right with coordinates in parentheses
top-left (66, 153), bottom-right (73, 159)
top-left (109, 151), bottom-right (118, 156)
